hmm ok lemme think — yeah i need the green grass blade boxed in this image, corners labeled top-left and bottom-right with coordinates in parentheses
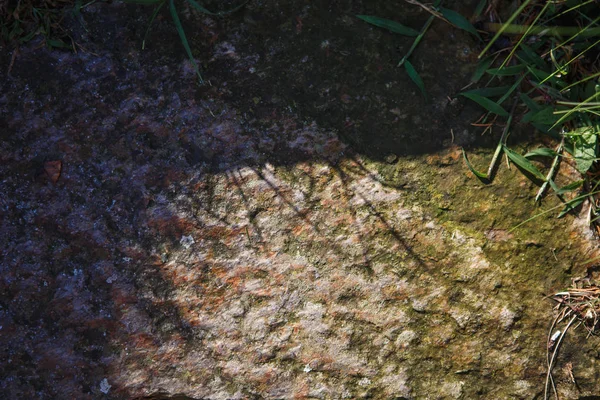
top-left (397, 0), bottom-right (442, 67)
top-left (556, 180), bottom-right (584, 195)
top-left (519, 93), bottom-right (542, 112)
top-left (473, 0), bottom-right (487, 17)
top-left (460, 92), bottom-right (509, 117)
top-left (169, 0), bottom-right (203, 83)
top-left (461, 149), bottom-right (489, 180)
top-left (510, 191), bottom-right (600, 232)
top-left (478, 0), bottom-right (533, 58)
top-left (185, 0), bottom-right (247, 15)
top-left (471, 56), bottom-right (494, 83)
top-left (357, 15), bottom-right (419, 36)
top-left (557, 196), bottom-right (586, 218)
top-left (461, 86), bottom-right (512, 98)
top-left (122, 0), bottom-right (163, 4)
top-left (439, 7), bottom-right (481, 40)
top-left (404, 60), bottom-right (427, 101)
top-left (486, 64), bottom-right (526, 76)
top-left (497, 75), bottom-right (524, 105)
top-left (503, 145), bottom-right (547, 181)
top-left (185, 0), bottom-right (218, 14)
top-left (143, 1), bottom-right (165, 50)
top-left (516, 43), bottom-right (547, 70)
top-left (525, 148), bottom-right (558, 158)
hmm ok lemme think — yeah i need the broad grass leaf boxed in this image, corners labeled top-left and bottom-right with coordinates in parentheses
top-left (404, 60), bottom-right (427, 100)
top-left (460, 92), bottom-right (509, 116)
top-left (519, 93), bottom-right (542, 112)
top-left (525, 148), bottom-right (558, 158)
top-left (556, 180), bottom-right (584, 195)
top-left (439, 7), bottom-right (481, 40)
top-left (461, 149), bottom-right (489, 180)
top-left (471, 56), bottom-right (493, 83)
top-left (486, 64), bottom-right (526, 76)
top-left (357, 15), bottom-right (419, 36)
top-left (558, 196), bottom-right (586, 218)
top-left (503, 145), bottom-right (546, 181)
top-left (186, 0), bottom-right (247, 15)
top-left (186, 0), bottom-right (218, 14)
top-left (529, 107), bottom-right (561, 125)
top-left (497, 75), bottom-right (524, 105)
top-left (516, 43), bottom-right (547, 69)
top-left (461, 86), bottom-right (511, 98)
top-left (123, 0), bottom-right (163, 4)
top-left (169, 0), bottom-right (203, 83)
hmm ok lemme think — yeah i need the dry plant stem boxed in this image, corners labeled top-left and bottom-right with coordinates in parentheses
top-left (487, 96), bottom-right (519, 181)
top-left (398, 0), bottom-right (442, 67)
top-left (545, 312), bottom-right (563, 399)
top-left (535, 138), bottom-right (564, 204)
top-left (545, 313), bottom-right (577, 400)
top-left (404, 0), bottom-right (445, 20)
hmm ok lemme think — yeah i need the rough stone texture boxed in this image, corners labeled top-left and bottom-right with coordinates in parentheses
top-left (2, 1), bottom-right (600, 399)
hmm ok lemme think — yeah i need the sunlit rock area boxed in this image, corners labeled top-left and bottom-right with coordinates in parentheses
top-left (2, 0), bottom-right (600, 399)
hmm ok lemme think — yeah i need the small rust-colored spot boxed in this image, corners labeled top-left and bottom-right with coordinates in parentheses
top-left (44, 160), bottom-right (62, 183)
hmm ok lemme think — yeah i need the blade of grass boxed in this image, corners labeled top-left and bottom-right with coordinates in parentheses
top-left (142, 1), bottom-right (165, 50)
top-left (552, 91), bottom-right (600, 129)
top-left (483, 23), bottom-right (600, 37)
top-left (462, 86), bottom-right (512, 98)
top-left (486, 64), bottom-right (527, 76)
top-left (509, 190), bottom-right (600, 232)
top-left (503, 145), bottom-right (547, 181)
top-left (404, 60), bottom-right (427, 100)
top-left (462, 149), bottom-right (489, 181)
top-left (439, 7), bottom-right (481, 40)
top-left (471, 55), bottom-right (494, 83)
top-left (460, 92), bottom-right (509, 116)
top-left (497, 1), bottom-right (551, 70)
top-left (525, 148), bottom-right (559, 158)
top-left (169, 0), bottom-right (203, 83)
top-left (357, 15), bottom-right (419, 36)
top-left (497, 75), bottom-right (524, 105)
top-left (397, 0), bottom-right (442, 67)
top-left (478, 0), bottom-right (534, 58)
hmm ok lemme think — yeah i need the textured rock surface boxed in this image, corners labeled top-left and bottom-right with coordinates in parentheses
top-left (2, 1), bottom-right (600, 399)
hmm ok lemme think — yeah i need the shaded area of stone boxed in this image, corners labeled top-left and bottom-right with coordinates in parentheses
top-left (2, 1), bottom-right (600, 399)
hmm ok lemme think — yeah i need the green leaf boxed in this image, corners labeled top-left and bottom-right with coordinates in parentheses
top-left (123, 0), bottom-right (162, 4)
top-left (497, 75), bottom-right (524, 105)
top-left (471, 56), bottom-right (494, 83)
top-left (462, 149), bottom-right (489, 180)
top-left (519, 93), bottom-right (542, 112)
top-left (503, 145), bottom-right (546, 181)
top-left (357, 15), bottom-right (419, 36)
top-left (558, 196), bottom-right (586, 218)
top-left (486, 64), bottom-right (527, 76)
top-left (169, 0), bottom-right (203, 83)
top-left (555, 180), bottom-right (584, 195)
top-left (185, 0), bottom-right (218, 14)
top-left (516, 43), bottom-right (547, 69)
top-left (439, 7), bottom-right (481, 40)
top-left (528, 107), bottom-right (562, 125)
top-left (459, 92), bottom-right (509, 116)
top-left (185, 0), bottom-right (247, 15)
top-left (404, 60), bottom-right (427, 100)
top-left (474, 0), bottom-right (487, 17)
top-left (569, 126), bottom-right (597, 174)
top-left (525, 147), bottom-right (559, 158)
top-left (461, 86), bottom-right (512, 98)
